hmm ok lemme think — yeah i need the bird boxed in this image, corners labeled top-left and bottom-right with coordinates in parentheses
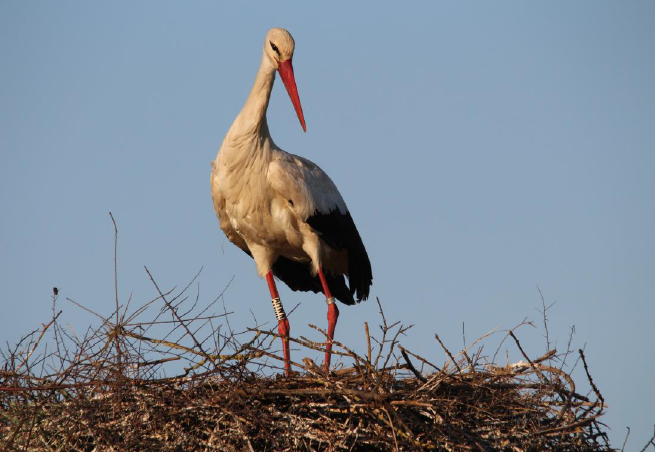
top-left (210, 28), bottom-right (372, 376)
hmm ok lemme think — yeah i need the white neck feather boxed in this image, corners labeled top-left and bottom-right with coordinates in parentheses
top-left (232, 51), bottom-right (276, 138)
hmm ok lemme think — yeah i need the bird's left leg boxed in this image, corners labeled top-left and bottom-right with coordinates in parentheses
top-left (318, 267), bottom-right (339, 373)
top-left (266, 271), bottom-right (291, 376)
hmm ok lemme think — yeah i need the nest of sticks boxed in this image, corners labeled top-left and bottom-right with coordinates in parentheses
top-left (1, 268), bottom-right (616, 451)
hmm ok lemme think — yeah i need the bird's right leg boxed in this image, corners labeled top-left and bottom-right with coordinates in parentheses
top-left (318, 267), bottom-right (339, 374)
top-left (266, 271), bottom-right (291, 376)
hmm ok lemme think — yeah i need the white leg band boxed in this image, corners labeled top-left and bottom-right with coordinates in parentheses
top-left (271, 297), bottom-right (287, 321)
top-left (326, 297), bottom-right (336, 306)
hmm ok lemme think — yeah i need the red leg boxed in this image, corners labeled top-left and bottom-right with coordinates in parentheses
top-left (266, 271), bottom-right (291, 376)
top-left (318, 267), bottom-right (339, 373)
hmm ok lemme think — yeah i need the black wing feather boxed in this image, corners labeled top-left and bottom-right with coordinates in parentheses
top-left (306, 209), bottom-right (372, 303)
top-left (272, 257), bottom-right (356, 305)
top-left (236, 247), bottom-right (357, 305)
top-left (237, 209), bottom-right (372, 305)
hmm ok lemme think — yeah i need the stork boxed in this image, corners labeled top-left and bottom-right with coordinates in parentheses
top-left (210, 28), bottom-right (372, 376)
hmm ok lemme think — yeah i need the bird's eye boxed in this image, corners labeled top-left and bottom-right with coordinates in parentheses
top-left (269, 41), bottom-right (280, 56)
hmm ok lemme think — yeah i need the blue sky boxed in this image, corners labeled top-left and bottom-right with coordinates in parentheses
top-left (1, 1), bottom-right (654, 447)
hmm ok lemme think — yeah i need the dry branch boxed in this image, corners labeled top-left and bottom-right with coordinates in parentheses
top-left (1, 287), bottom-right (617, 452)
top-left (0, 219), bottom-right (618, 452)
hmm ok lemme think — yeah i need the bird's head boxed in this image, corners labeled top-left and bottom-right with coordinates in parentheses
top-left (264, 28), bottom-right (296, 65)
top-left (264, 28), bottom-right (306, 132)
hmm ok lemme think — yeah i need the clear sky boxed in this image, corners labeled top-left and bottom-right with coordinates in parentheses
top-left (2, 1), bottom-right (654, 447)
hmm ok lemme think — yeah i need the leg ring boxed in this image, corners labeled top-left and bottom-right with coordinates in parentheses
top-left (271, 297), bottom-right (287, 321)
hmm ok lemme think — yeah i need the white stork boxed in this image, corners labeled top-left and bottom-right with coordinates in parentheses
top-left (211, 28), bottom-right (372, 375)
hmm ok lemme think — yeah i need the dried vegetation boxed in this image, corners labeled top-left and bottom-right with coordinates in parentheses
top-left (0, 289), bottom-right (617, 451)
top-left (0, 218), bottom-right (634, 451)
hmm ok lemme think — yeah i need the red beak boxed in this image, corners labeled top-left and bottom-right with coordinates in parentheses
top-left (277, 59), bottom-right (306, 132)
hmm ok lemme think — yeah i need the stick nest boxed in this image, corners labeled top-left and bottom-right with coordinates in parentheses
top-left (1, 273), bottom-right (614, 451)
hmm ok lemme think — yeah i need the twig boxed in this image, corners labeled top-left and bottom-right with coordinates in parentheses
top-left (638, 425), bottom-right (655, 452)
top-left (537, 285), bottom-right (555, 352)
top-left (364, 322), bottom-right (371, 364)
top-left (509, 331), bottom-right (548, 383)
top-left (398, 346), bottom-right (427, 383)
top-left (108, 212), bottom-right (123, 379)
top-left (144, 266), bottom-right (212, 367)
top-left (621, 427), bottom-right (630, 452)
top-left (579, 349), bottom-right (605, 409)
top-left (399, 346), bottom-right (440, 373)
top-left (15, 311), bottom-right (61, 374)
top-left (435, 333), bottom-right (462, 373)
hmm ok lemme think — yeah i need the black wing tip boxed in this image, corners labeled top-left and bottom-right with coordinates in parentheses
top-left (349, 266), bottom-right (372, 304)
top-left (345, 212), bottom-right (373, 304)
top-left (351, 276), bottom-right (372, 304)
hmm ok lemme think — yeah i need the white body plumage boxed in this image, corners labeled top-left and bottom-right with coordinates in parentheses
top-left (211, 28), bottom-right (371, 308)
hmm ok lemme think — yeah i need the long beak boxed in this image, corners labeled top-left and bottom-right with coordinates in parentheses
top-left (277, 59), bottom-right (306, 132)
